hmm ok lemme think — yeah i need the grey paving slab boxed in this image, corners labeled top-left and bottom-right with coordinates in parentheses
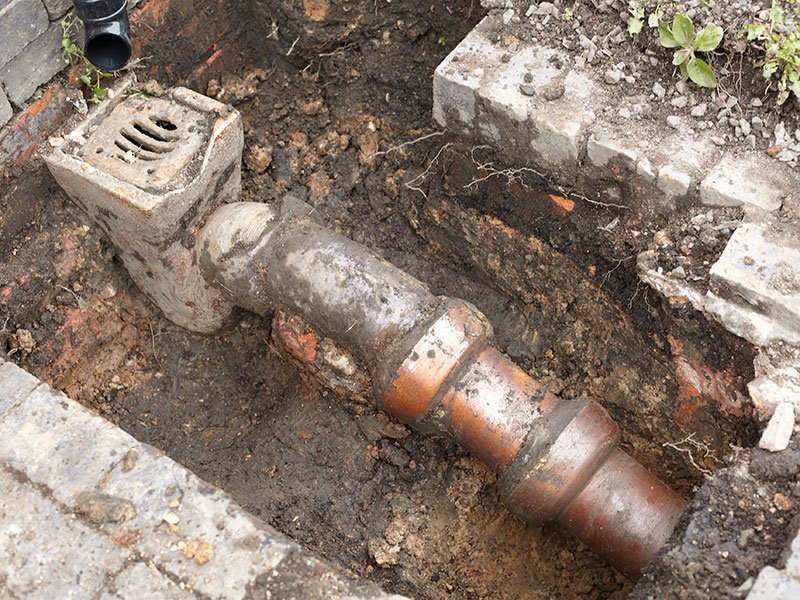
top-left (708, 223), bottom-right (800, 345)
top-left (0, 359), bottom-right (42, 416)
top-left (0, 360), bottom-right (406, 599)
top-left (0, 0), bottom-right (48, 68)
top-left (1, 23), bottom-right (65, 106)
top-left (0, 381), bottom-right (138, 507)
top-left (0, 465), bottom-right (131, 599)
top-left (99, 562), bottom-right (197, 600)
top-left (746, 566), bottom-right (800, 600)
top-left (0, 86), bottom-right (11, 128)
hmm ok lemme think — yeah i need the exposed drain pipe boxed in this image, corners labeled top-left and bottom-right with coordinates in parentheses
top-left (72, 0), bottom-right (132, 72)
top-left (197, 199), bottom-right (686, 580)
top-left (45, 87), bottom-right (684, 581)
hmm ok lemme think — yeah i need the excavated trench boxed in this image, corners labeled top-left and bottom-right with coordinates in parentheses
top-left (0, 1), bottom-right (765, 599)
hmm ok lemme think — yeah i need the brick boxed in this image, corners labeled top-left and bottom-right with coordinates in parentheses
top-left (1, 23), bottom-right (65, 106)
top-left (707, 222), bottom-right (800, 345)
top-left (0, 86), bottom-right (11, 127)
top-left (746, 567), bottom-right (800, 600)
top-left (42, 0), bottom-right (71, 19)
top-left (0, 85), bottom-right (71, 166)
top-left (0, 467), bottom-right (131, 599)
top-left (700, 155), bottom-right (788, 211)
top-left (0, 0), bottom-right (49, 68)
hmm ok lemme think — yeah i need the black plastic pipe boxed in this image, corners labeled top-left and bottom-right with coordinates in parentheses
top-left (72, 0), bottom-right (131, 72)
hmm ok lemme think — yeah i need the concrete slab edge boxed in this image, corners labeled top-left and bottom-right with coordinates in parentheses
top-left (0, 358), bottom-right (406, 600)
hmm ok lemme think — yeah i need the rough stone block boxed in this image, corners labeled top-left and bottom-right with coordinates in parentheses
top-left (758, 402), bottom-right (796, 451)
top-left (707, 223), bottom-right (800, 345)
top-left (0, 360), bottom-right (41, 416)
top-left (0, 23), bottom-right (65, 106)
top-left (746, 566), bottom-right (800, 600)
top-left (700, 155), bottom-right (788, 211)
top-left (0, 87), bottom-right (11, 127)
top-left (42, 0), bottom-right (71, 19)
top-left (657, 165), bottom-right (692, 197)
top-left (0, 0), bottom-right (49, 68)
top-left (433, 15), bottom-right (598, 184)
top-left (748, 367), bottom-right (800, 420)
top-left (0, 468), bottom-right (130, 599)
top-left (586, 134), bottom-right (637, 168)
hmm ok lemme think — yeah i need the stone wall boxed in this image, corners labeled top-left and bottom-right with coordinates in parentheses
top-left (0, 1), bottom-right (141, 126)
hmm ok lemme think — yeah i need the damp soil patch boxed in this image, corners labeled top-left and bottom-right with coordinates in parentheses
top-left (0, 1), bottom-right (786, 599)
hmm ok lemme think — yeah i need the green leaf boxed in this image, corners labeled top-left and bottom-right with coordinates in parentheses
top-left (659, 22), bottom-right (679, 47)
top-left (687, 57), bottom-right (717, 88)
top-left (80, 74), bottom-right (91, 85)
top-left (672, 14), bottom-right (694, 46)
top-left (673, 48), bottom-right (691, 65)
top-left (695, 24), bottom-right (723, 52)
top-left (679, 60), bottom-right (689, 81)
top-left (629, 17), bottom-right (644, 35)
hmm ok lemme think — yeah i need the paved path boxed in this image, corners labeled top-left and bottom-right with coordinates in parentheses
top-left (0, 356), bottom-right (405, 600)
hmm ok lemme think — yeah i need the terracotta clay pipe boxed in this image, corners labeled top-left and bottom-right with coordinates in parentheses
top-left (197, 197), bottom-right (685, 579)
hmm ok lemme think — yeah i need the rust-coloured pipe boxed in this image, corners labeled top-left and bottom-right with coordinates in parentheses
top-left (197, 198), bottom-right (685, 579)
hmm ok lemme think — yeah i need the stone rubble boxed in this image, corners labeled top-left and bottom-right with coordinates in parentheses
top-left (758, 403), bottom-right (796, 452)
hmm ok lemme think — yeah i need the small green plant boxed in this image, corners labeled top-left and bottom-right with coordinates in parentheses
top-left (628, 1), bottom-right (645, 36)
top-left (61, 13), bottom-right (112, 103)
top-left (563, 9), bottom-right (573, 21)
top-left (437, 36), bottom-right (446, 46)
top-left (742, 1), bottom-right (800, 104)
top-left (659, 13), bottom-right (723, 88)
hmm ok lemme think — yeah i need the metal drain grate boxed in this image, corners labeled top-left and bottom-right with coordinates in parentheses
top-left (80, 94), bottom-right (208, 189)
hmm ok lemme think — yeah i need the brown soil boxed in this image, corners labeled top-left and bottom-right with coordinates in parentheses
top-left (0, 1), bottom-right (790, 599)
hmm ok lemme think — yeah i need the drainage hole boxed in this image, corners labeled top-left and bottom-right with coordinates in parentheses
top-left (151, 118), bottom-right (177, 131)
top-left (133, 122), bottom-right (170, 143)
top-left (120, 130), bottom-right (167, 154)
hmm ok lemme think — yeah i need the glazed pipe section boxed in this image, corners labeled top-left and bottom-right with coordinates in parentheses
top-left (197, 198), bottom-right (685, 579)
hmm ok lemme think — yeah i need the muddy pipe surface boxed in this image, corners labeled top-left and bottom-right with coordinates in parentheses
top-left (198, 198), bottom-right (685, 580)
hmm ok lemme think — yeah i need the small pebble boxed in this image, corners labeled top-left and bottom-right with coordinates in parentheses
top-left (523, 72), bottom-right (533, 83)
top-left (690, 103), bottom-right (707, 117)
top-left (740, 119), bottom-right (751, 136)
top-left (652, 82), bottom-right (666, 98)
top-left (543, 83), bottom-right (565, 101)
top-left (604, 69), bottom-right (622, 84)
top-left (711, 136), bottom-right (726, 146)
top-left (666, 115), bottom-right (682, 129)
top-left (618, 107), bottom-right (631, 119)
top-left (519, 84), bottom-right (536, 97)
top-left (745, 134), bottom-right (756, 148)
top-left (670, 96), bottom-right (688, 108)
